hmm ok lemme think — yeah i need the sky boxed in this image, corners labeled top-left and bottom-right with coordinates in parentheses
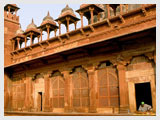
top-left (17, 4), bottom-right (88, 38)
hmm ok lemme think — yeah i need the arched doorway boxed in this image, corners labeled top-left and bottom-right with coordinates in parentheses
top-left (33, 74), bottom-right (44, 112)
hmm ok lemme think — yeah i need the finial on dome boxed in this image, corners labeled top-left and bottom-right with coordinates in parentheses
top-left (47, 11), bottom-right (50, 16)
top-left (66, 4), bottom-right (69, 8)
top-left (32, 18), bottom-right (34, 24)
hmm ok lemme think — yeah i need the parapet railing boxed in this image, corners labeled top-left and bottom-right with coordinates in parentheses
top-left (9, 4), bottom-right (156, 64)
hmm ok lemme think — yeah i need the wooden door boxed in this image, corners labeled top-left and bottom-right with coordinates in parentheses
top-left (72, 67), bottom-right (89, 112)
top-left (97, 65), bottom-right (119, 108)
top-left (37, 92), bottom-right (42, 111)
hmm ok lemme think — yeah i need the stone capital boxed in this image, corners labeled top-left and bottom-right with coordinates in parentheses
top-left (82, 63), bottom-right (99, 73)
top-left (58, 20), bottom-right (62, 24)
top-left (60, 67), bottom-right (72, 75)
top-left (79, 11), bottom-right (84, 16)
top-left (66, 17), bottom-right (70, 21)
top-left (89, 7), bottom-right (94, 11)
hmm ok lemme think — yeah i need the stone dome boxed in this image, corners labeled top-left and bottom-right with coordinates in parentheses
top-left (60, 5), bottom-right (76, 17)
top-left (16, 25), bottom-right (24, 35)
top-left (26, 18), bottom-right (37, 30)
top-left (43, 11), bottom-right (54, 22)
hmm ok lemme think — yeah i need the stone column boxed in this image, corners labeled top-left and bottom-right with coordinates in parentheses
top-left (125, 4), bottom-right (128, 12)
top-left (89, 7), bottom-right (94, 24)
top-left (54, 28), bottom-right (57, 37)
top-left (61, 69), bottom-right (72, 112)
top-left (83, 63), bottom-right (98, 113)
top-left (15, 9), bottom-right (17, 16)
top-left (117, 63), bottom-right (129, 112)
top-left (16, 38), bottom-right (20, 49)
top-left (97, 13), bottom-right (101, 21)
top-left (58, 20), bottom-right (61, 35)
top-left (79, 12), bottom-right (84, 28)
top-left (120, 4), bottom-right (123, 14)
top-left (25, 37), bottom-right (27, 47)
top-left (106, 4), bottom-right (110, 19)
top-left (46, 25), bottom-right (50, 40)
top-left (37, 35), bottom-right (40, 43)
top-left (8, 6), bottom-right (11, 12)
top-left (30, 32), bottom-right (33, 45)
top-left (40, 29), bottom-right (43, 42)
top-left (74, 21), bottom-right (77, 30)
top-left (66, 17), bottom-right (70, 32)
top-left (44, 72), bottom-right (51, 112)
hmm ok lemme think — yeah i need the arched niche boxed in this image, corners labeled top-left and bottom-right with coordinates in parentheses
top-left (126, 55), bottom-right (156, 113)
top-left (49, 71), bottom-right (65, 112)
top-left (70, 66), bottom-right (89, 112)
top-left (96, 61), bottom-right (119, 113)
top-left (32, 73), bottom-right (45, 112)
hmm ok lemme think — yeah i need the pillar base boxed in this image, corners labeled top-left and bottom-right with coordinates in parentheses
top-left (89, 106), bottom-right (97, 113)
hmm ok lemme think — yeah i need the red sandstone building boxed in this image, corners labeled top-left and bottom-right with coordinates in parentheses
top-left (4, 4), bottom-right (156, 116)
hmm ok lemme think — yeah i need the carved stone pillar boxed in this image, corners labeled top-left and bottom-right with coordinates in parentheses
top-left (97, 13), bottom-right (101, 21)
top-left (117, 63), bottom-right (129, 111)
top-left (120, 4), bottom-right (123, 14)
top-left (25, 37), bottom-right (27, 47)
top-left (16, 37), bottom-right (20, 49)
top-left (30, 32), bottom-right (33, 45)
top-left (61, 69), bottom-right (72, 112)
top-left (58, 20), bottom-right (61, 35)
top-left (54, 28), bottom-right (57, 37)
top-left (106, 4), bottom-right (110, 19)
top-left (83, 63), bottom-right (98, 113)
top-left (46, 25), bottom-right (50, 39)
top-left (74, 21), bottom-right (77, 30)
top-left (66, 17), bottom-right (70, 32)
top-left (44, 72), bottom-right (51, 112)
top-left (79, 12), bottom-right (84, 28)
top-left (40, 29), bottom-right (42, 42)
top-left (89, 7), bottom-right (94, 24)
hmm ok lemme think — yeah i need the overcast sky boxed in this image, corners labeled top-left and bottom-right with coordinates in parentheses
top-left (17, 4), bottom-right (88, 36)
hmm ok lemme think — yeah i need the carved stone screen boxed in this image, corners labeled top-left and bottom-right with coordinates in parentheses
top-left (71, 67), bottom-right (89, 109)
top-left (97, 63), bottom-right (119, 108)
top-left (51, 72), bottom-right (64, 108)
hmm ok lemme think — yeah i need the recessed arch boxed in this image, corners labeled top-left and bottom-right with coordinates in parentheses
top-left (71, 66), bottom-right (89, 112)
top-left (50, 70), bottom-right (65, 110)
top-left (97, 61), bottom-right (119, 110)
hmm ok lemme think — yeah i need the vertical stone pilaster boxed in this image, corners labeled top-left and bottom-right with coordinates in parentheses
top-left (44, 72), bottom-right (51, 112)
top-left (83, 63), bottom-right (98, 113)
top-left (61, 69), bottom-right (72, 112)
top-left (117, 63), bottom-right (129, 111)
top-left (25, 74), bottom-right (33, 111)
